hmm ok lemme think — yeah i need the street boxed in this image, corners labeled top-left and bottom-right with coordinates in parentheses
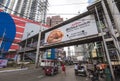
top-left (0, 1), bottom-right (120, 81)
top-left (40, 66), bottom-right (87, 81)
top-left (0, 68), bottom-right (44, 81)
top-left (0, 66), bottom-right (89, 81)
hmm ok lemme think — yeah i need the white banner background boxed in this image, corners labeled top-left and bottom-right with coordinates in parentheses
top-left (44, 15), bottom-right (98, 45)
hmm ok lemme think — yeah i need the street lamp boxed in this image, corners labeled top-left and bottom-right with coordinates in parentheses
top-left (23, 30), bottom-right (33, 61)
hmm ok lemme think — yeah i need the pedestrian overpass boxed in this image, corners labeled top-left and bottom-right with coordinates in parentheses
top-left (40, 33), bottom-right (103, 49)
top-left (40, 12), bottom-right (103, 50)
top-left (18, 1), bottom-right (120, 80)
top-left (38, 2), bottom-right (120, 80)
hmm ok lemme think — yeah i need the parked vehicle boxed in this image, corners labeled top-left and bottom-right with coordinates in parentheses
top-left (88, 70), bottom-right (99, 81)
top-left (75, 65), bottom-right (87, 76)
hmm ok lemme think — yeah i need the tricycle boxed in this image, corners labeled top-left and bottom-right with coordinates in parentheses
top-left (41, 59), bottom-right (59, 76)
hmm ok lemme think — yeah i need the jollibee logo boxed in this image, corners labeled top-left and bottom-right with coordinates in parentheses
top-left (0, 12), bottom-right (16, 52)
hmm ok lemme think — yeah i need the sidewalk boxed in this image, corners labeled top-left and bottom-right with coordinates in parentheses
top-left (0, 64), bottom-right (45, 81)
top-left (0, 64), bottom-right (36, 73)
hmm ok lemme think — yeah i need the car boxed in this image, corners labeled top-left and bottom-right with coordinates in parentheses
top-left (75, 65), bottom-right (87, 76)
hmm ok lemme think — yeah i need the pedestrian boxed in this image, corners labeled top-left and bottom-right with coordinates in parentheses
top-left (61, 63), bottom-right (66, 75)
top-left (99, 63), bottom-right (107, 78)
top-left (74, 63), bottom-right (78, 75)
top-left (105, 65), bottom-right (112, 81)
top-left (92, 64), bottom-right (99, 81)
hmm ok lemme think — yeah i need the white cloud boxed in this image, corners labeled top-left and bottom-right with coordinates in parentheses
top-left (47, 0), bottom-right (89, 20)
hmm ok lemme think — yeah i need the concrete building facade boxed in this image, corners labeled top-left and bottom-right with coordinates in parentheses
top-left (46, 16), bottom-right (63, 27)
top-left (0, 0), bottom-right (48, 22)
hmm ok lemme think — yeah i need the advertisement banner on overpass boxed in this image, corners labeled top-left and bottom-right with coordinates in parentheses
top-left (44, 15), bottom-right (98, 45)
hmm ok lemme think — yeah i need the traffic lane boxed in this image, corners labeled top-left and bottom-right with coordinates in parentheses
top-left (0, 66), bottom-right (89, 81)
top-left (0, 68), bottom-right (44, 81)
top-left (40, 66), bottom-right (88, 81)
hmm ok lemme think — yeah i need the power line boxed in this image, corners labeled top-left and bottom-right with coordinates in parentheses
top-left (49, 1), bottom-right (120, 7)
top-left (0, 2), bottom-right (31, 19)
top-left (49, 2), bottom-right (88, 6)
top-left (1, 2), bottom-right (120, 18)
top-left (0, 3), bottom-right (44, 23)
top-left (0, 4), bottom-right (79, 16)
top-left (0, 3), bottom-right (95, 21)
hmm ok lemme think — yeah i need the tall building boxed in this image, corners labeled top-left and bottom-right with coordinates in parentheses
top-left (0, 0), bottom-right (4, 8)
top-left (0, 10), bottom-right (49, 59)
top-left (0, 0), bottom-right (48, 22)
top-left (46, 16), bottom-right (63, 27)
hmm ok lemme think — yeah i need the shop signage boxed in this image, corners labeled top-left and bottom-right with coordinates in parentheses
top-left (0, 59), bottom-right (8, 68)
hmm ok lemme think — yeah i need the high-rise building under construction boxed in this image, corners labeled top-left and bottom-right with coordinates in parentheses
top-left (0, 0), bottom-right (48, 22)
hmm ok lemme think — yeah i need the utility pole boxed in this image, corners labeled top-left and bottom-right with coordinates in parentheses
top-left (35, 22), bottom-right (42, 68)
top-left (105, 0), bottom-right (120, 35)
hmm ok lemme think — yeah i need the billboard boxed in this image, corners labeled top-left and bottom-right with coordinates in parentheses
top-left (22, 23), bottom-right (47, 40)
top-left (11, 14), bottom-right (49, 51)
top-left (44, 15), bottom-right (98, 45)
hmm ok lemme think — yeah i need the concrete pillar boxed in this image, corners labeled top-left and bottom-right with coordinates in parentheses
top-left (102, 0), bottom-right (120, 61)
top-left (106, 0), bottom-right (120, 35)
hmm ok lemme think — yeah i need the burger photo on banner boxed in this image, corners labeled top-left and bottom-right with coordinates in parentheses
top-left (47, 29), bottom-right (64, 44)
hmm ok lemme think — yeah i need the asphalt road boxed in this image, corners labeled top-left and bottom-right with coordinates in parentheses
top-left (0, 68), bottom-right (44, 81)
top-left (0, 66), bottom-right (89, 81)
top-left (40, 66), bottom-right (88, 81)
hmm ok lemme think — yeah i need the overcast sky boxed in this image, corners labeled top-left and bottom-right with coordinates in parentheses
top-left (47, 0), bottom-right (89, 20)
